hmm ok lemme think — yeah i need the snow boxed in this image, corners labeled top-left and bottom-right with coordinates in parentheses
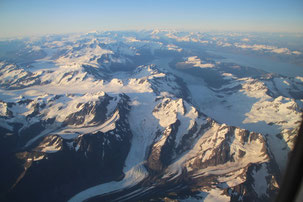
top-left (76, 105), bottom-right (165, 199)
top-left (12, 92), bottom-right (120, 144)
top-left (273, 78), bottom-right (292, 97)
top-left (1, 32), bottom-right (301, 201)
top-left (152, 98), bottom-right (184, 128)
top-left (265, 134), bottom-right (289, 173)
top-left (132, 65), bottom-right (166, 81)
top-left (166, 32), bottom-right (191, 42)
top-left (180, 192), bottom-right (208, 202)
top-left (33, 155), bottom-right (45, 161)
top-left (55, 109), bottom-right (120, 139)
top-left (69, 92), bottom-right (159, 202)
top-left (163, 120), bottom-right (269, 191)
top-left (243, 96), bottom-right (301, 130)
top-left (40, 136), bottom-right (62, 153)
top-left (292, 51), bottom-right (301, 55)
top-left (0, 102), bottom-right (8, 116)
top-left (233, 43), bottom-right (298, 55)
top-left (29, 60), bottom-right (58, 73)
top-left (252, 164), bottom-right (269, 198)
top-left (149, 57), bottom-right (294, 178)
top-left (181, 56), bottom-right (215, 68)
top-left (218, 168), bottom-right (246, 187)
top-left (106, 96), bottom-right (120, 117)
top-left (68, 163), bottom-right (147, 202)
top-left (163, 121), bottom-right (219, 179)
top-left (125, 93), bottom-right (159, 172)
top-left (184, 75), bottom-right (299, 136)
top-left (153, 127), bottom-right (172, 149)
top-left (68, 71), bottom-right (185, 200)
top-left (222, 72), bottom-right (237, 80)
top-left (180, 189), bottom-right (229, 202)
top-left (39, 92), bottom-right (106, 124)
top-left (56, 40), bottom-right (113, 66)
top-left (123, 36), bottom-right (140, 42)
top-left (174, 101), bottom-right (199, 148)
top-left (0, 64), bottom-right (34, 88)
top-left (242, 38), bottom-right (250, 42)
top-left (24, 123), bottom-right (62, 148)
top-left (97, 109), bottom-right (120, 132)
top-left (166, 44), bottom-right (182, 52)
top-left (75, 144), bottom-right (80, 152)
top-left (204, 188), bottom-right (230, 202)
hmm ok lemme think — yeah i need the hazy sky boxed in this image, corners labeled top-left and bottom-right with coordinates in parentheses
top-left (0, 0), bottom-right (303, 37)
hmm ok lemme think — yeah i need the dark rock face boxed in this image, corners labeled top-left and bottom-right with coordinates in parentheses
top-left (0, 31), bottom-right (300, 202)
top-left (0, 63), bottom-right (41, 90)
top-left (147, 120), bottom-right (180, 172)
top-left (0, 126), bottom-right (17, 157)
top-left (151, 73), bottom-right (190, 100)
top-left (0, 69), bottom-right (283, 202)
top-left (63, 94), bottom-right (111, 126)
top-left (142, 113), bottom-right (280, 202)
top-left (176, 120), bottom-right (199, 154)
top-left (228, 163), bottom-right (280, 202)
top-left (0, 94), bottom-right (133, 202)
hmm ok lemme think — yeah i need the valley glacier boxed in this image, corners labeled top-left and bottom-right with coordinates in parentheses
top-left (0, 30), bottom-right (302, 202)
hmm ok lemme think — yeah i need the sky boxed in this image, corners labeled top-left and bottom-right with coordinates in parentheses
top-left (0, 0), bottom-right (303, 38)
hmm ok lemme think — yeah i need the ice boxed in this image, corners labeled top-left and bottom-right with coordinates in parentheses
top-left (69, 92), bottom-right (160, 201)
top-left (125, 93), bottom-right (159, 171)
top-left (204, 188), bottom-right (230, 202)
top-left (68, 163), bottom-right (147, 202)
top-left (252, 164), bottom-right (269, 198)
top-left (174, 102), bottom-right (199, 148)
top-left (55, 109), bottom-right (120, 138)
top-left (28, 60), bottom-right (58, 73)
top-left (265, 134), bottom-right (289, 173)
top-left (180, 189), bottom-right (229, 202)
top-left (40, 136), bottom-right (62, 153)
top-left (1, 32), bottom-right (301, 201)
top-left (164, 121), bottom-right (269, 188)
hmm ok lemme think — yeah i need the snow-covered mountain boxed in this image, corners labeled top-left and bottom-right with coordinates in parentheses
top-left (0, 30), bottom-right (302, 202)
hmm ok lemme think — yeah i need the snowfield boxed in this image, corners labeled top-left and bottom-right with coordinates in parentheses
top-left (0, 30), bottom-right (301, 202)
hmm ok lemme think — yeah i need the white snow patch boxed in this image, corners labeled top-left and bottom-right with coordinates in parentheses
top-left (181, 56), bottom-right (215, 68)
top-left (40, 137), bottom-right (62, 153)
top-left (203, 188), bottom-right (230, 202)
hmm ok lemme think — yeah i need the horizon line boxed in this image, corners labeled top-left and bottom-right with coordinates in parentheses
top-left (1, 28), bottom-right (303, 41)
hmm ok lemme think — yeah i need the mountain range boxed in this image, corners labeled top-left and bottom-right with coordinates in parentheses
top-left (0, 30), bottom-right (302, 202)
